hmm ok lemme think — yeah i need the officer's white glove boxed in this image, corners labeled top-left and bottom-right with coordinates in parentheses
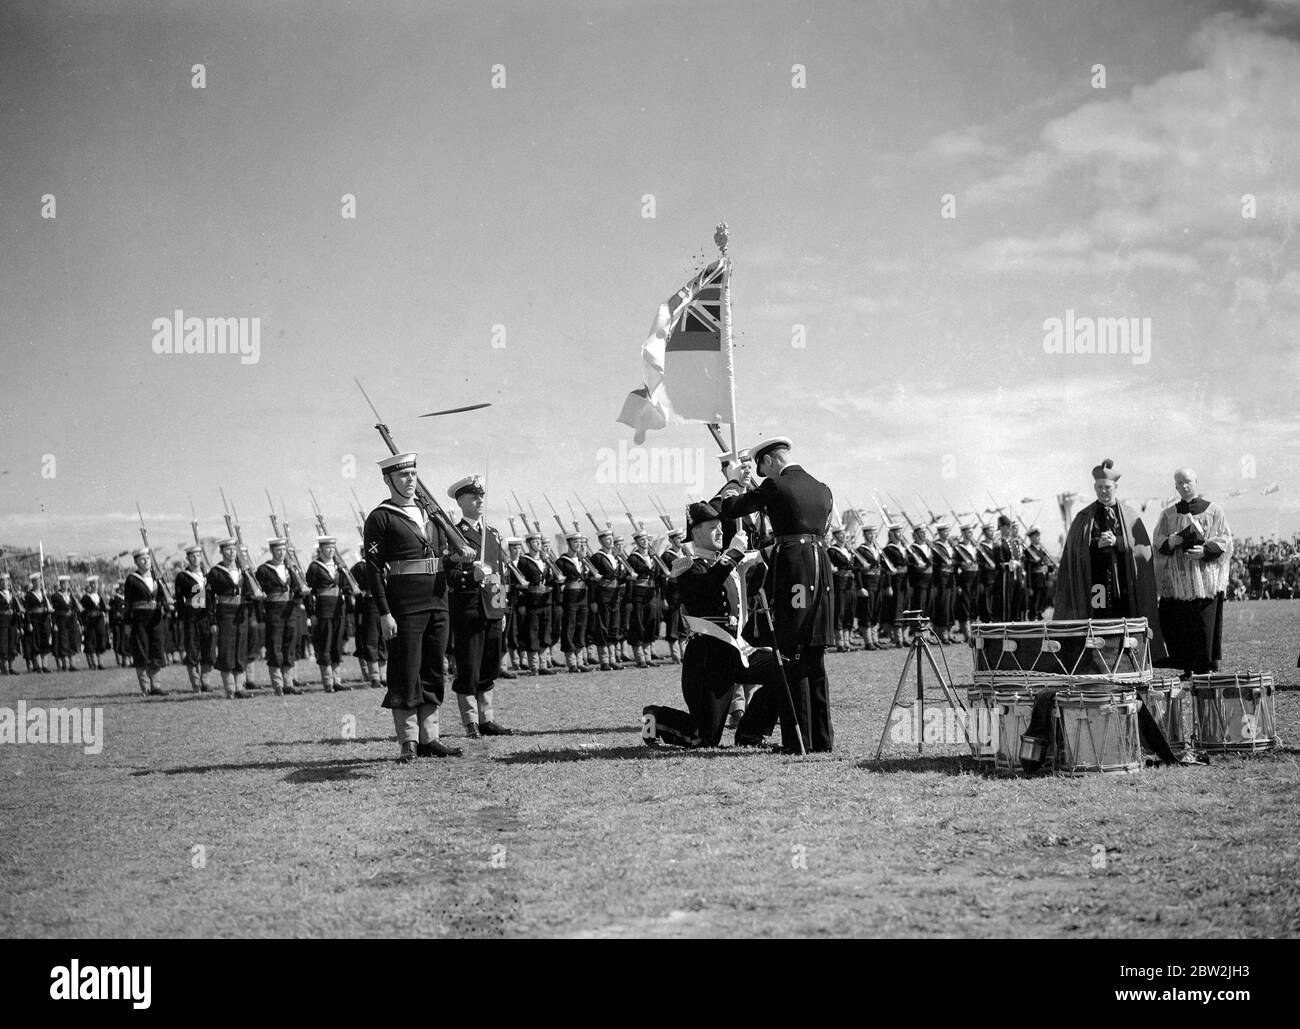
top-left (730, 529), bottom-right (750, 552)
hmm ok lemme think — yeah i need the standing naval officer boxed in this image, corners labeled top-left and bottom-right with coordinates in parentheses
top-left (446, 474), bottom-right (514, 738)
top-left (715, 436), bottom-right (835, 753)
top-left (364, 453), bottom-right (464, 761)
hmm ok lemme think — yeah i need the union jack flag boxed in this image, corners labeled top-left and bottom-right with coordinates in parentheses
top-left (618, 258), bottom-right (731, 443)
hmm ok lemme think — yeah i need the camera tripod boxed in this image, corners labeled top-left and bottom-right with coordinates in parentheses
top-left (873, 611), bottom-right (977, 761)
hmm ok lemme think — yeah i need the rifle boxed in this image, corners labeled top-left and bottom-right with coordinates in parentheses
top-left (545, 495), bottom-right (591, 579)
top-left (134, 504), bottom-right (176, 605)
top-left (573, 493), bottom-right (604, 536)
top-left (870, 495), bottom-right (901, 575)
top-left (309, 489), bottom-right (361, 594)
top-left (349, 488), bottom-right (368, 541)
top-left (33, 541), bottom-right (51, 618)
top-left (942, 495), bottom-right (966, 533)
top-left (523, 501), bottom-right (565, 580)
top-left (1003, 495), bottom-right (1032, 536)
top-left (607, 531), bottom-right (641, 580)
top-left (218, 489), bottom-right (265, 599)
top-left (575, 493), bottom-right (636, 578)
top-left (650, 495), bottom-right (675, 530)
top-left (279, 502), bottom-right (313, 598)
top-left (510, 490), bottom-right (531, 533)
top-left (544, 494), bottom-right (568, 535)
top-left (837, 495), bottom-right (871, 571)
top-left (354, 378), bottom-right (472, 553)
top-left (563, 500), bottom-right (603, 578)
top-left (594, 500), bottom-right (634, 572)
top-left (264, 489), bottom-right (308, 594)
top-left (615, 491), bottom-right (640, 533)
top-left (887, 493), bottom-right (919, 533)
top-left (615, 493), bottom-right (670, 576)
top-left (916, 494), bottom-right (941, 526)
top-left (965, 494), bottom-right (990, 533)
top-left (189, 500), bottom-right (212, 572)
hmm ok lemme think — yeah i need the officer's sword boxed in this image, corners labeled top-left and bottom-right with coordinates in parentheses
top-left (418, 403), bottom-right (491, 418)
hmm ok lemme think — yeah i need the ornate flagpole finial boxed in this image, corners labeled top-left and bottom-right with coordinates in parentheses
top-left (714, 221), bottom-right (730, 255)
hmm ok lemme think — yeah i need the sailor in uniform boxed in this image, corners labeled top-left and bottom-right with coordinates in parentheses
top-left (363, 453), bottom-right (464, 761)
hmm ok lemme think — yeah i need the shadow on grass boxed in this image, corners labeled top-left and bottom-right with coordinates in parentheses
top-left (253, 737), bottom-right (393, 746)
top-left (130, 756), bottom-right (386, 781)
top-left (507, 726), bottom-right (641, 738)
top-left (495, 744), bottom-right (776, 765)
top-left (855, 754), bottom-right (985, 776)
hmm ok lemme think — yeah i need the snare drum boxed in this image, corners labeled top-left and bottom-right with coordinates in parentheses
top-left (1191, 672), bottom-right (1278, 753)
top-left (1137, 674), bottom-right (1190, 754)
top-left (993, 688), bottom-right (1038, 774)
top-left (1053, 687), bottom-right (1143, 775)
top-left (971, 619), bottom-right (1152, 684)
top-left (966, 685), bottom-right (998, 762)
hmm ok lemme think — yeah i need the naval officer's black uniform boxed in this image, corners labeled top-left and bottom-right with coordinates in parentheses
top-left (716, 463), bottom-right (835, 753)
top-left (643, 535), bottom-right (783, 748)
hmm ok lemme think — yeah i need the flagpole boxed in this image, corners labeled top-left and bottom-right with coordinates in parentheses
top-left (715, 221), bottom-right (738, 459)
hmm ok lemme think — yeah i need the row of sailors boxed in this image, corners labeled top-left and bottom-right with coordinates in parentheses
top-left (825, 516), bottom-right (1058, 648)
top-left (0, 522), bottom-right (696, 695)
top-left (0, 515), bottom-right (1062, 693)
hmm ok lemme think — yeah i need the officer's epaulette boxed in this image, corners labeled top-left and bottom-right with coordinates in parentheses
top-left (669, 555), bottom-right (695, 579)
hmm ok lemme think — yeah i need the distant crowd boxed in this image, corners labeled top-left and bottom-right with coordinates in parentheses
top-left (1228, 537), bottom-right (1300, 600)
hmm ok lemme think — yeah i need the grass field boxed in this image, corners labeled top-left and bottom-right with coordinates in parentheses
top-left (2, 601), bottom-right (1297, 938)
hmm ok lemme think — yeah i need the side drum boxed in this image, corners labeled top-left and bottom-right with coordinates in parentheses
top-left (1053, 687), bottom-right (1143, 776)
top-left (971, 619), bottom-right (1152, 684)
top-left (1191, 672), bottom-right (1278, 754)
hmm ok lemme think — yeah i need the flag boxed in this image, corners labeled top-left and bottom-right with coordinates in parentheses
top-left (615, 387), bottom-right (666, 446)
top-left (1056, 492), bottom-right (1077, 532)
top-left (617, 258), bottom-right (731, 443)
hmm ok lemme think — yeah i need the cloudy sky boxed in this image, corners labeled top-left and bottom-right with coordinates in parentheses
top-left (2, 0), bottom-right (1298, 564)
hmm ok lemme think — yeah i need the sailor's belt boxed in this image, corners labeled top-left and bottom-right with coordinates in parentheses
top-left (387, 558), bottom-right (441, 576)
top-left (264, 591), bottom-right (290, 601)
top-left (216, 597), bottom-right (243, 607)
top-left (130, 601), bottom-right (158, 612)
top-left (774, 533), bottom-right (821, 545)
top-left (314, 587), bottom-right (340, 597)
top-left (563, 582), bottom-right (587, 591)
top-left (526, 587), bottom-right (550, 595)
